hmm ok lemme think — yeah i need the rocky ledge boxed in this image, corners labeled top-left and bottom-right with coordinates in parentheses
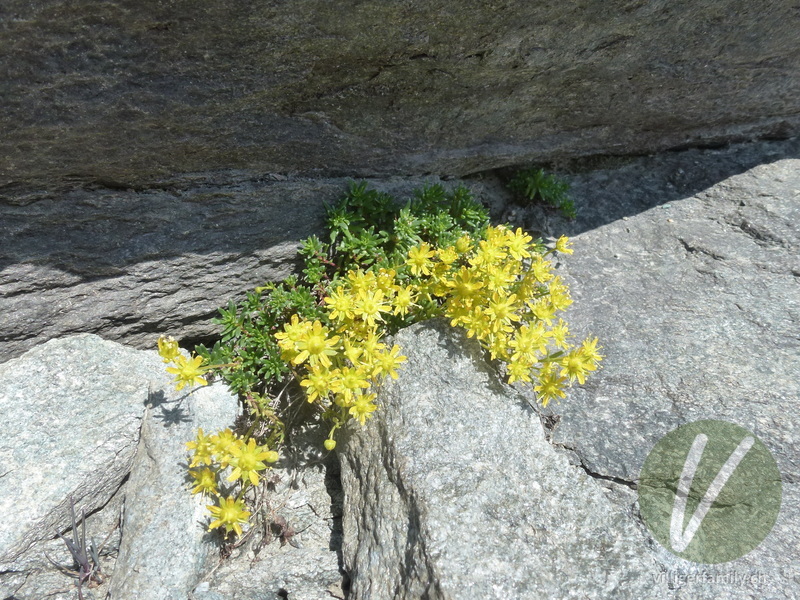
top-left (1, 139), bottom-right (797, 599)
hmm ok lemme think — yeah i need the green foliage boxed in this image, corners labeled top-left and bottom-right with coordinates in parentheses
top-left (324, 181), bottom-right (490, 272)
top-left (163, 179), bottom-right (600, 539)
top-left (195, 181), bottom-right (489, 401)
top-left (195, 276), bottom-right (326, 397)
top-left (508, 168), bottom-right (576, 219)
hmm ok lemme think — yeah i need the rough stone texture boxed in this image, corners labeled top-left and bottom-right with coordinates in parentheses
top-left (3, 138), bottom-right (798, 597)
top-left (339, 320), bottom-right (667, 600)
top-left (109, 377), bottom-right (240, 599)
top-left (0, 335), bottom-right (246, 600)
top-left (537, 149), bottom-right (800, 598)
top-left (4, 140), bottom-right (798, 366)
top-left (0, 176), bottom-right (328, 360)
top-left (1, 1), bottom-right (799, 190)
top-left (334, 143), bottom-right (799, 598)
top-left (0, 175), bottom-right (473, 363)
top-left (0, 334), bottom-right (147, 571)
top-left (1, 489), bottom-right (126, 600)
top-left (192, 422), bottom-right (345, 600)
top-left (0, 178), bottom-right (329, 363)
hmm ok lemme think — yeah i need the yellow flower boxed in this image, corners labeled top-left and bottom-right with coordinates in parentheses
top-left (207, 496), bottom-right (251, 537)
top-left (406, 243), bottom-right (436, 276)
top-left (342, 337), bottom-right (363, 365)
top-left (392, 285), bottom-right (417, 317)
top-left (486, 332), bottom-right (511, 361)
top-left (358, 329), bottom-right (386, 360)
top-left (458, 307), bottom-right (491, 340)
top-left (549, 319), bottom-right (570, 349)
top-left (166, 354), bottom-right (208, 391)
top-left (335, 366), bottom-right (371, 404)
top-left (349, 393), bottom-right (378, 426)
top-left (529, 297), bottom-right (557, 323)
top-left (445, 266), bottom-right (483, 300)
top-left (485, 263), bottom-right (518, 291)
top-left (504, 227), bottom-right (533, 260)
top-left (376, 268), bottom-right (397, 292)
top-left (509, 322), bottom-right (549, 363)
top-left (454, 234), bottom-right (473, 255)
top-left (559, 349), bottom-right (597, 385)
top-left (373, 344), bottom-right (407, 379)
top-left (437, 246), bottom-right (459, 265)
top-left (228, 438), bottom-right (277, 486)
top-left (534, 364), bottom-right (567, 407)
top-left (555, 235), bottom-right (573, 255)
top-left (275, 314), bottom-right (312, 345)
top-left (530, 256), bottom-right (554, 283)
top-left (548, 276), bottom-right (572, 311)
top-left (507, 359), bottom-right (533, 384)
top-left (210, 428), bottom-right (239, 466)
top-left (292, 320), bottom-right (340, 368)
top-left (324, 287), bottom-right (355, 322)
top-left (470, 238), bottom-right (506, 268)
top-left (157, 336), bottom-right (180, 363)
top-left (353, 289), bottom-right (390, 327)
top-left (189, 467), bottom-right (218, 496)
top-left (301, 366), bottom-right (338, 403)
top-left (186, 428), bottom-right (215, 468)
top-left (580, 337), bottom-right (604, 364)
top-left (485, 291), bottom-right (521, 332)
top-left (346, 269), bottom-right (377, 293)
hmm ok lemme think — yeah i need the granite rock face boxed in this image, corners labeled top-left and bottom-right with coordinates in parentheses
top-left (0, 335), bottom-right (241, 599)
top-left (544, 149), bottom-right (800, 598)
top-left (191, 422), bottom-right (345, 600)
top-left (3, 139), bottom-right (797, 367)
top-left (0, 335), bottom-right (150, 571)
top-left (2, 139), bottom-right (798, 597)
top-left (108, 381), bottom-right (240, 600)
top-left (0, 178), bottom-right (330, 362)
top-left (338, 320), bottom-right (667, 600)
top-left (0, 176), bottom-right (471, 363)
top-left (2, 0), bottom-right (799, 189)
top-left (336, 144), bottom-right (799, 598)
top-left (0, 335), bottom-right (344, 600)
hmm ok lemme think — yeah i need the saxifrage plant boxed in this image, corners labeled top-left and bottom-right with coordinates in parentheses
top-left (158, 181), bottom-right (602, 538)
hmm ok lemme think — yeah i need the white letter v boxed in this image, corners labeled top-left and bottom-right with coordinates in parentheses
top-left (669, 433), bottom-right (755, 553)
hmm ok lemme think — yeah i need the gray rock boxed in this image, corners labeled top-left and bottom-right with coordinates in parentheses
top-left (539, 152), bottom-right (800, 598)
top-left (1, 1), bottom-right (798, 189)
top-left (0, 334), bottom-right (147, 572)
top-left (338, 320), bottom-right (667, 600)
top-left (5, 140), bottom-right (798, 366)
top-left (0, 334), bottom-right (244, 600)
top-left (0, 178), bottom-right (329, 363)
top-left (191, 420), bottom-right (345, 600)
top-left (109, 378), bottom-right (240, 599)
top-left (0, 175), bottom-right (481, 364)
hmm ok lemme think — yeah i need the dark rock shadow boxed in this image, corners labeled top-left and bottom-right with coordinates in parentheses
top-left (481, 136), bottom-right (800, 237)
top-left (144, 386), bottom-right (191, 427)
top-left (0, 177), bottom-right (331, 277)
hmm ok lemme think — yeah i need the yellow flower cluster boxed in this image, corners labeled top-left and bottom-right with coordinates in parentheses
top-left (158, 337), bottom-right (281, 537)
top-left (275, 268), bottom-right (412, 446)
top-left (186, 427), bottom-right (279, 536)
top-left (158, 336), bottom-right (210, 391)
top-left (161, 223), bottom-right (601, 537)
top-left (413, 227), bottom-right (602, 406)
top-left (276, 227), bottom-right (602, 445)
